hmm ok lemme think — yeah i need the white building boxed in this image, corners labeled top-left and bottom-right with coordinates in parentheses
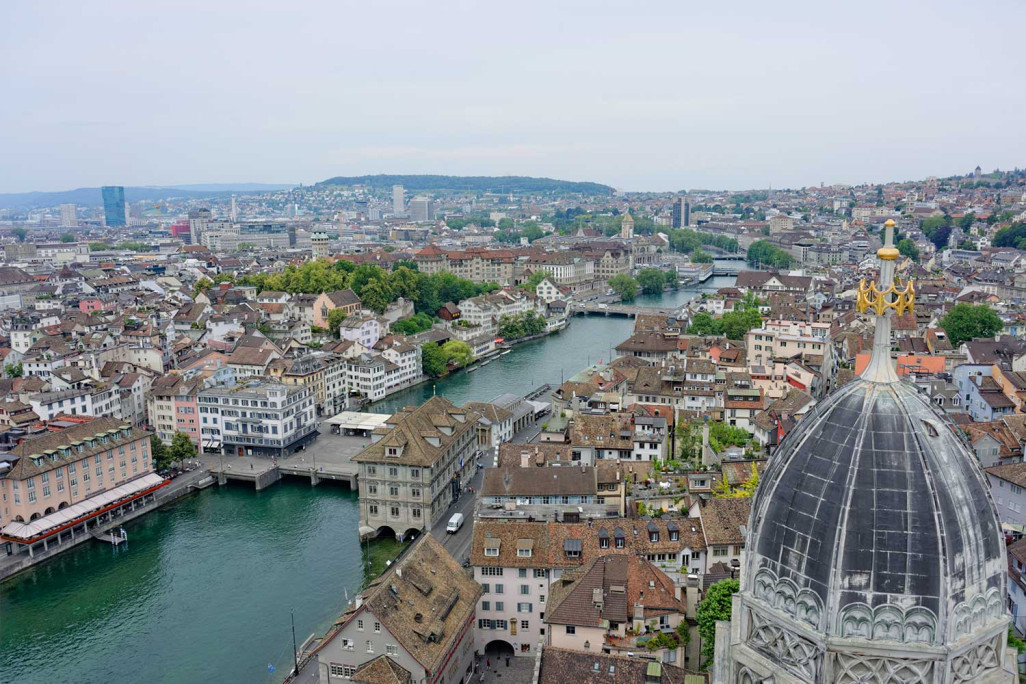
top-left (197, 382), bottom-right (318, 458)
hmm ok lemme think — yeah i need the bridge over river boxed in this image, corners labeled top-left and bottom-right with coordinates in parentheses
top-left (574, 302), bottom-right (685, 318)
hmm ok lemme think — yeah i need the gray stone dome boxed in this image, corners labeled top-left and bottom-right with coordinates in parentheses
top-left (745, 378), bottom-right (1006, 649)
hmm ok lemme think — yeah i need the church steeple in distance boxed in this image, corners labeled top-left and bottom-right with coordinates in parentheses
top-left (620, 208), bottom-right (634, 240)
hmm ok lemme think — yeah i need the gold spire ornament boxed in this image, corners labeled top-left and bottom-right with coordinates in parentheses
top-left (859, 219), bottom-right (915, 384)
top-left (856, 278), bottom-right (915, 316)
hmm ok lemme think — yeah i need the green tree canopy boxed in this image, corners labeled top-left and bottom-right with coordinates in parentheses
top-left (441, 340), bottom-right (473, 368)
top-left (636, 268), bottom-right (666, 295)
top-left (993, 222), bottom-right (1026, 250)
top-left (897, 238), bottom-right (919, 261)
top-left (608, 274), bottom-right (639, 302)
top-left (360, 279), bottom-right (392, 314)
top-left (11, 227), bottom-right (27, 242)
top-left (391, 312), bottom-right (435, 335)
top-left (169, 431), bottom-right (197, 469)
top-left (150, 435), bottom-right (173, 471)
top-left (747, 240), bottom-right (793, 268)
top-left (525, 269), bottom-right (551, 290)
top-left (193, 277), bottom-right (214, 297)
top-left (59, 233), bottom-right (75, 243)
top-left (697, 579), bottom-right (740, 669)
top-left (939, 303), bottom-right (1003, 347)
top-left (4, 362), bottom-right (23, 378)
top-left (421, 343), bottom-right (447, 377)
top-left (327, 308), bottom-right (348, 337)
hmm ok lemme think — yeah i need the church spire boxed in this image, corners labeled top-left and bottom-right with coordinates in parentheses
top-left (856, 219), bottom-right (915, 383)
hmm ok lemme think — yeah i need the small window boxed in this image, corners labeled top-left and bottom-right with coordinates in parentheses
top-left (565, 625), bottom-right (576, 635)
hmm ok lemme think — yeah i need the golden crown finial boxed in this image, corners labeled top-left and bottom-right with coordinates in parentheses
top-left (857, 278), bottom-right (915, 316)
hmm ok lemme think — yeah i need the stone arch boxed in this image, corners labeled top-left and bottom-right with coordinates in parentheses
top-left (484, 639), bottom-right (515, 659)
top-left (29, 512), bottom-right (40, 521)
top-left (14, 515), bottom-right (24, 522)
top-left (375, 525), bottom-right (397, 540)
top-left (44, 507), bottom-right (56, 515)
top-left (401, 527), bottom-right (422, 543)
top-left (58, 501), bottom-right (69, 510)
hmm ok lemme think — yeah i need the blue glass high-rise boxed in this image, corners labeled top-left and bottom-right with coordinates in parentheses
top-left (101, 186), bottom-right (126, 226)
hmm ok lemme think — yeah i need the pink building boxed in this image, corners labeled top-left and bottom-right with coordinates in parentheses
top-left (0, 418), bottom-right (159, 560)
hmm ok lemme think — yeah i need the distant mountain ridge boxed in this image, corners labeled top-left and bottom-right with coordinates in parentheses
top-left (0, 183), bottom-right (295, 210)
top-left (316, 174), bottom-right (615, 195)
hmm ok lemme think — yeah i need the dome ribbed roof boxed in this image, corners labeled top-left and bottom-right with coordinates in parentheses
top-left (745, 377), bottom-right (1006, 646)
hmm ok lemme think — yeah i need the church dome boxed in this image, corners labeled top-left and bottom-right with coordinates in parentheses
top-left (714, 222), bottom-right (1014, 684)
top-left (745, 377), bottom-right (1006, 648)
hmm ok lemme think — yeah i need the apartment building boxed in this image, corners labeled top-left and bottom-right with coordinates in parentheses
top-left (197, 382), bottom-right (317, 457)
top-left (469, 517), bottom-right (709, 657)
top-left (290, 534), bottom-right (480, 684)
top-left (147, 376), bottom-right (206, 446)
top-left (545, 554), bottom-right (689, 665)
top-left (526, 253), bottom-right (594, 287)
top-left (354, 397), bottom-right (480, 539)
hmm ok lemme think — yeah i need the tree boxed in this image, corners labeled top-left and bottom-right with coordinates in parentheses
top-left (192, 277), bottom-right (214, 297)
top-left (676, 420), bottom-right (702, 462)
top-left (360, 279), bottom-right (392, 314)
top-left (958, 212), bottom-right (976, 230)
top-left (993, 222), bottom-right (1026, 249)
top-left (608, 274), bottom-right (639, 302)
top-left (59, 233), bottom-right (75, 243)
top-left (940, 303), bottom-right (1003, 347)
top-left (665, 267), bottom-right (679, 290)
top-left (150, 435), bottom-right (173, 472)
top-left (421, 343), bottom-right (447, 377)
top-left (169, 431), bottom-right (197, 469)
top-left (696, 579), bottom-right (740, 669)
top-left (391, 312), bottom-right (435, 335)
top-left (389, 266), bottom-right (421, 301)
top-left (691, 249), bottom-right (713, 263)
top-left (441, 340), bottom-right (473, 369)
top-left (687, 312), bottom-right (723, 336)
top-left (327, 308), bottom-right (348, 338)
top-left (747, 240), bottom-right (793, 268)
top-left (525, 270), bottom-right (551, 291)
top-left (897, 238), bottom-right (919, 261)
top-left (88, 242), bottom-right (110, 251)
top-left (636, 268), bottom-right (666, 295)
top-left (521, 222), bottom-right (544, 242)
top-left (4, 362), bottom-right (23, 378)
top-left (11, 227), bottom-right (27, 242)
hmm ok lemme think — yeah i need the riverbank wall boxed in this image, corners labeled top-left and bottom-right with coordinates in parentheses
top-left (0, 469), bottom-right (211, 583)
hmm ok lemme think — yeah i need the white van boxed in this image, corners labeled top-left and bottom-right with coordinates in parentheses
top-left (446, 513), bottom-right (465, 534)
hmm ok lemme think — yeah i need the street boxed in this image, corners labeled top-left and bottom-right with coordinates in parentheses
top-left (430, 453), bottom-right (487, 564)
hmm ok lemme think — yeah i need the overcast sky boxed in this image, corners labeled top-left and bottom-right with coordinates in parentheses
top-left (2, 0), bottom-right (1024, 193)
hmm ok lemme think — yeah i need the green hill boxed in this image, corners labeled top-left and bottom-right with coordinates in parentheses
top-left (315, 174), bottom-right (614, 195)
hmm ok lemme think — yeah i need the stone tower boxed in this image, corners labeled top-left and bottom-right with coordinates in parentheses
top-left (620, 208), bottom-right (634, 240)
top-left (712, 220), bottom-right (1016, 683)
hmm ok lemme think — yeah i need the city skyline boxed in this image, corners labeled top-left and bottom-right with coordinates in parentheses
top-left (3, 0), bottom-right (1025, 194)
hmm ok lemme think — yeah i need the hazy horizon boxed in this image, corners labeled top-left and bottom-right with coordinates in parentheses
top-left (3, 0), bottom-right (1024, 194)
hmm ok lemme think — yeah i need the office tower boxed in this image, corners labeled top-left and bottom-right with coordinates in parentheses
top-left (101, 186), bottom-right (127, 227)
top-left (188, 207), bottom-right (213, 245)
top-left (408, 198), bottom-right (434, 222)
top-left (392, 185), bottom-right (405, 216)
top-left (230, 196), bottom-right (238, 221)
top-left (671, 196), bottom-right (690, 228)
top-left (59, 204), bottom-right (77, 227)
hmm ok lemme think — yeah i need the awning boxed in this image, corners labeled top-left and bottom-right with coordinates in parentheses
top-left (563, 538), bottom-right (582, 552)
top-left (1, 473), bottom-right (165, 541)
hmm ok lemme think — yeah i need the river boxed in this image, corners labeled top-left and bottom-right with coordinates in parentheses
top-left (0, 270), bottom-right (736, 684)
